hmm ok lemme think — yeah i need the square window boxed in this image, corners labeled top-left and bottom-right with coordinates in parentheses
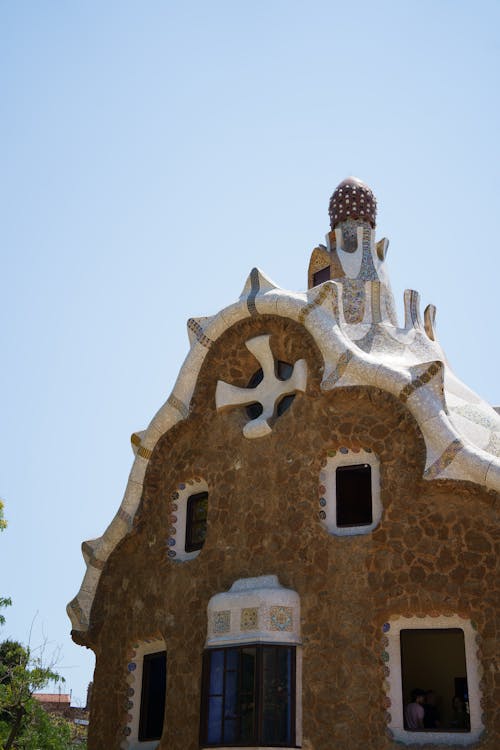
top-left (384, 616), bottom-right (483, 745)
top-left (401, 629), bottom-right (470, 733)
top-left (312, 266), bottom-right (330, 286)
top-left (185, 491), bottom-right (208, 553)
top-left (200, 644), bottom-right (295, 747)
top-left (336, 463), bottom-right (373, 527)
top-left (138, 650), bottom-right (167, 742)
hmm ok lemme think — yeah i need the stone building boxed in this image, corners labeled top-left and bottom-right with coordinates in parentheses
top-left (68, 178), bottom-right (500, 750)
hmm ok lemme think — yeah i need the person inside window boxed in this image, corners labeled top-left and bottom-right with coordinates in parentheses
top-left (404, 688), bottom-right (426, 730)
top-left (423, 690), bottom-right (440, 729)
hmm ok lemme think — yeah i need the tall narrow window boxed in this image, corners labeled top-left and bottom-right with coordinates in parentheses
top-left (185, 491), bottom-right (208, 552)
top-left (201, 644), bottom-right (295, 747)
top-left (319, 448), bottom-right (381, 536)
top-left (138, 651), bottom-right (167, 742)
top-left (336, 463), bottom-right (372, 527)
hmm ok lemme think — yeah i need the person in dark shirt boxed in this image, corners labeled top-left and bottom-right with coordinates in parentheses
top-left (423, 690), bottom-right (440, 729)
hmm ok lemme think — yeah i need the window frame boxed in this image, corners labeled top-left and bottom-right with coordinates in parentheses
top-left (185, 491), bottom-right (209, 553)
top-left (200, 643), bottom-right (297, 748)
top-left (138, 650), bottom-right (167, 742)
top-left (124, 639), bottom-right (167, 750)
top-left (167, 479), bottom-right (208, 562)
top-left (319, 448), bottom-right (381, 536)
top-left (383, 615), bottom-right (484, 746)
top-left (335, 462), bottom-right (373, 527)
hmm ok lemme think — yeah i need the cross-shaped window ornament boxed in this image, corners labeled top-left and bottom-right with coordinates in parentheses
top-left (215, 334), bottom-right (308, 439)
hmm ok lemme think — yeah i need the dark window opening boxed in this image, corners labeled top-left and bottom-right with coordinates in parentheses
top-left (277, 394), bottom-right (295, 416)
top-left (185, 491), bottom-right (208, 552)
top-left (401, 628), bottom-right (470, 733)
top-left (139, 651), bottom-right (167, 742)
top-left (200, 644), bottom-right (295, 747)
top-left (246, 402), bottom-right (263, 420)
top-left (312, 266), bottom-right (330, 286)
top-left (247, 369), bottom-right (264, 389)
top-left (245, 361), bottom-right (294, 420)
top-left (276, 361), bottom-right (293, 381)
top-left (336, 464), bottom-right (372, 527)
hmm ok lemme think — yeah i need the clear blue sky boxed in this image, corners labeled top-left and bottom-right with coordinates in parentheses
top-left (1, 1), bottom-right (499, 706)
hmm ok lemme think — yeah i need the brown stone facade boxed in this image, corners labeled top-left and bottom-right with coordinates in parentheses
top-left (76, 315), bottom-right (499, 749)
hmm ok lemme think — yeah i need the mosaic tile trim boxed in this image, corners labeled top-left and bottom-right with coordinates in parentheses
top-left (117, 507), bottom-right (133, 525)
top-left (247, 267), bottom-right (260, 316)
top-left (407, 289), bottom-right (421, 327)
top-left (130, 432), bottom-right (152, 460)
top-left (130, 432), bottom-right (141, 448)
top-left (167, 479), bottom-right (208, 561)
top-left (137, 444), bottom-right (153, 460)
top-left (398, 361), bottom-right (442, 403)
top-left (213, 610), bottom-right (231, 633)
top-left (308, 246), bottom-right (331, 275)
top-left (167, 393), bottom-right (189, 419)
top-left (87, 552), bottom-right (105, 571)
top-left (122, 638), bottom-right (165, 747)
top-left (424, 439), bottom-right (463, 479)
top-left (298, 284), bottom-right (334, 323)
top-left (187, 318), bottom-right (213, 349)
top-left (370, 281), bottom-right (382, 323)
top-left (240, 607), bottom-right (258, 630)
top-left (358, 225), bottom-right (377, 281)
top-left (424, 303), bottom-right (436, 341)
top-left (322, 349), bottom-right (353, 388)
top-left (453, 403), bottom-right (500, 431)
top-left (67, 597), bottom-right (86, 627)
top-left (269, 606), bottom-right (293, 631)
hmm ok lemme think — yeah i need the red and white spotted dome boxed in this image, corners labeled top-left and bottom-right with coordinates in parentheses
top-left (328, 177), bottom-right (377, 229)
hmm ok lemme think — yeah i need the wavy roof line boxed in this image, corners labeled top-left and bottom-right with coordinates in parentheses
top-left (67, 268), bottom-right (500, 632)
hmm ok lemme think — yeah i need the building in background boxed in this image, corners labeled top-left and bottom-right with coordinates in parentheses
top-left (68, 179), bottom-right (500, 749)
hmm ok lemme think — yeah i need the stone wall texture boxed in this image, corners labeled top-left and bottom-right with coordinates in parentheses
top-left (76, 316), bottom-right (500, 749)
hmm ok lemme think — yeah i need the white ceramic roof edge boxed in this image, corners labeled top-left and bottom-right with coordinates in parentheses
top-left (68, 269), bottom-right (500, 632)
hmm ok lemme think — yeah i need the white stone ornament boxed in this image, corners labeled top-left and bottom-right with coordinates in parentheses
top-left (215, 334), bottom-right (307, 439)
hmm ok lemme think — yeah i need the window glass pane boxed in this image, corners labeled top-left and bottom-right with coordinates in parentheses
top-left (209, 650), bottom-right (224, 695)
top-left (185, 492), bottom-right (208, 552)
top-left (262, 646), bottom-right (293, 745)
top-left (138, 651), bottom-right (166, 741)
top-left (276, 361), bottom-right (293, 381)
top-left (313, 266), bottom-right (330, 285)
top-left (207, 696), bottom-right (223, 744)
top-left (223, 719), bottom-right (238, 743)
top-left (202, 645), bottom-right (293, 747)
top-left (224, 668), bottom-right (238, 717)
top-left (192, 496), bottom-right (208, 520)
top-left (336, 464), bottom-right (372, 526)
top-left (226, 647), bottom-right (239, 672)
top-left (191, 522), bottom-right (207, 544)
top-left (277, 394), bottom-right (295, 416)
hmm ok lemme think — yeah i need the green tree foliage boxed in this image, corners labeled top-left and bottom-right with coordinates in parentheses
top-left (0, 501), bottom-right (11, 627)
top-left (0, 640), bottom-right (85, 749)
top-left (0, 501), bottom-right (6, 532)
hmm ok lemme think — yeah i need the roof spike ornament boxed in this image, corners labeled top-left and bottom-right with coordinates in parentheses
top-left (308, 177), bottom-right (398, 326)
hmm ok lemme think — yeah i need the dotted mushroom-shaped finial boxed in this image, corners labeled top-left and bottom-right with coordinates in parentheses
top-left (328, 176), bottom-right (377, 229)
